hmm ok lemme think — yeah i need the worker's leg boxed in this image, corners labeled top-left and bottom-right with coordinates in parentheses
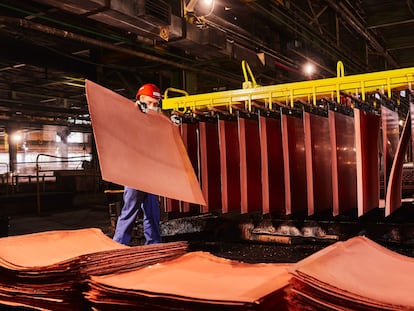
top-left (141, 193), bottom-right (162, 245)
top-left (113, 186), bottom-right (146, 245)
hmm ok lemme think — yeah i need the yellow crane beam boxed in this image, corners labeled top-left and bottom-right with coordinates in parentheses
top-left (163, 62), bottom-right (414, 112)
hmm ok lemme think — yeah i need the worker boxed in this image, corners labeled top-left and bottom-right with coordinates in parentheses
top-left (112, 83), bottom-right (163, 245)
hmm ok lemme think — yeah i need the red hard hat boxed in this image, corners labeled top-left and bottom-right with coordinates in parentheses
top-left (136, 83), bottom-right (161, 100)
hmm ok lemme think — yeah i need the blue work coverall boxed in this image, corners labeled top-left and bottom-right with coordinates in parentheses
top-left (113, 186), bottom-right (162, 245)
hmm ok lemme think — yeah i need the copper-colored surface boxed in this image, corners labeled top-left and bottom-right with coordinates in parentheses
top-left (328, 110), bottom-right (357, 216)
top-left (86, 80), bottom-right (205, 206)
top-left (281, 113), bottom-right (307, 215)
top-left (288, 236), bottom-right (414, 309)
top-left (218, 118), bottom-right (241, 214)
top-left (385, 110), bottom-right (411, 216)
top-left (166, 122), bottom-right (200, 213)
top-left (259, 114), bottom-right (285, 215)
top-left (304, 112), bottom-right (332, 216)
top-left (165, 197), bottom-right (180, 213)
top-left (199, 120), bottom-right (221, 213)
top-left (181, 122), bottom-right (201, 213)
top-left (238, 116), bottom-right (262, 214)
top-left (0, 228), bottom-right (188, 310)
top-left (354, 108), bottom-right (381, 216)
top-left (0, 228), bottom-right (125, 267)
top-left (87, 251), bottom-right (292, 309)
top-left (381, 105), bottom-right (399, 196)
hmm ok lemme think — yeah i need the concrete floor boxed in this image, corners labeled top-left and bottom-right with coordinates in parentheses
top-left (7, 205), bottom-right (112, 237)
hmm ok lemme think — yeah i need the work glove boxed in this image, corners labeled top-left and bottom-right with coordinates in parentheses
top-left (137, 100), bottom-right (149, 113)
top-left (170, 114), bottom-right (181, 126)
top-left (137, 101), bottom-right (161, 113)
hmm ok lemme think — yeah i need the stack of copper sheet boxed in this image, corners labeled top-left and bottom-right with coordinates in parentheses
top-left (287, 236), bottom-right (414, 310)
top-left (86, 251), bottom-right (292, 310)
top-left (0, 228), bottom-right (188, 310)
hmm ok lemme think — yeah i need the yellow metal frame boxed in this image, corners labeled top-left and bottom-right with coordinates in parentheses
top-left (163, 61), bottom-right (414, 112)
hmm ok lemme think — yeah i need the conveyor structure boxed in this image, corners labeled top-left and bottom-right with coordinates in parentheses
top-left (162, 62), bottom-right (414, 220)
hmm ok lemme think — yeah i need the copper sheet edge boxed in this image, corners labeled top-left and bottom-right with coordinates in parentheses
top-left (385, 109), bottom-right (411, 216)
top-left (354, 109), bottom-right (380, 217)
top-left (381, 105), bottom-right (399, 197)
top-left (259, 115), bottom-right (270, 215)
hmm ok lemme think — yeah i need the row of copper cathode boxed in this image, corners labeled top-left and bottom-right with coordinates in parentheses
top-left (165, 92), bottom-right (413, 218)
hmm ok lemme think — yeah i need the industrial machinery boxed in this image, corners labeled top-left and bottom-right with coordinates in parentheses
top-left (162, 61), bottom-right (414, 224)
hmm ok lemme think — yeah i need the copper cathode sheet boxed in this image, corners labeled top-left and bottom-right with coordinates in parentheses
top-left (354, 109), bottom-right (381, 217)
top-left (259, 114), bottom-right (285, 215)
top-left (304, 112), bottom-right (332, 216)
top-left (0, 228), bottom-right (126, 268)
top-left (86, 80), bottom-right (205, 206)
top-left (381, 104), bottom-right (399, 196)
top-left (165, 197), bottom-right (180, 213)
top-left (281, 113), bottom-right (307, 215)
top-left (88, 251), bottom-right (292, 307)
top-left (385, 109), bottom-right (411, 216)
top-left (199, 120), bottom-right (221, 213)
top-left (218, 118), bottom-right (241, 214)
top-left (181, 122), bottom-right (201, 213)
top-left (329, 110), bottom-right (357, 217)
top-left (238, 116), bottom-right (262, 214)
top-left (289, 236), bottom-right (414, 309)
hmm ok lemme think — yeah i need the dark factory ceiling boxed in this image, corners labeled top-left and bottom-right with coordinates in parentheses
top-left (0, 0), bottom-right (413, 130)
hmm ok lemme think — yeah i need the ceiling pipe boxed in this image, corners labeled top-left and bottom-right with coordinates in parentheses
top-left (0, 16), bottom-right (242, 86)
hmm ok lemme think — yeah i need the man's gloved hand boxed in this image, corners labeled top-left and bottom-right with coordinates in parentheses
top-left (137, 101), bottom-right (148, 113)
top-left (170, 114), bottom-right (181, 126)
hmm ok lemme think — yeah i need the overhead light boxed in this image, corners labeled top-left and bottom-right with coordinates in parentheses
top-left (185, 0), bottom-right (215, 20)
top-left (303, 62), bottom-right (315, 77)
top-left (11, 132), bottom-right (22, 144)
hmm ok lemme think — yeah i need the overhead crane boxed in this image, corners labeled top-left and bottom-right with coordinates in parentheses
top-left (163, 61), bottom-right (414, 112)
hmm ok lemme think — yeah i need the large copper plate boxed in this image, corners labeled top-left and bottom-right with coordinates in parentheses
top-left (199, 120), bottom-right (221, 212)
top-left (354, 108), bottom-right (380, 216)
top-left (385, 110), bottom-right (411, 216)
top-left (259, 114), bottom-right (285, 215)
top-left (238, 116), bottom-right (262, 213)
top-left (86, 80), bottom-right (205, 206)
top-left (304, 112), bottom-right (332, 216)
top-left (329, 110), bottom-right (357, 216)
top-left (218, 118), bottom-right (240, 214)
top-left (281, 113), bottom-right (307, 215)
top-left (381, 105), bottom-right (399, 196)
